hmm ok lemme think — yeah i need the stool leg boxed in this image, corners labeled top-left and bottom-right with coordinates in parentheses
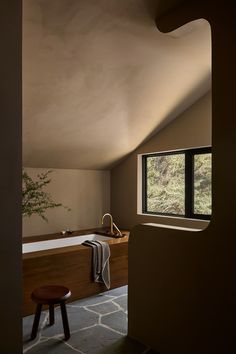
top-left (49, 304), bottom-right (54, 326)
top-left (60, 302), bottom-right (70, 340)
top-left (31, 303), bottom-right (42, 340)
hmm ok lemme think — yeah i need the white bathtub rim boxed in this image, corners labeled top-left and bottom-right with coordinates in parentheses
top-left (22, 234), bottom-right (112, 254)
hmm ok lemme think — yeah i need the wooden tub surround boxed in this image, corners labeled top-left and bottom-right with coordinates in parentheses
top-left (23, 228), bottom-right (129, 316)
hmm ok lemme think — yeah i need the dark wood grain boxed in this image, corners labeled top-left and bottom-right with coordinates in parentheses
top-left (30, 285), bottom-right (72, 340)
top-left (31, 285), bottom-right (71, 304)
top-left (23, 231), bottom-right (129, 316)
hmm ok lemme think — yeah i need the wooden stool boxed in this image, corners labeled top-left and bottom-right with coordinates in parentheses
top-left (31, 285), bottom-right (71, 341)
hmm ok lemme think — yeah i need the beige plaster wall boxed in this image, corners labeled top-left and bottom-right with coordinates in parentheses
top-left (127, 1), bottom-right (236, 353)
top-left (23, 167), bottom-right (110, 237)
top-left (23, 0), bottom-right (211, 170)
top-left (111, 91), bottom-right (211, 230)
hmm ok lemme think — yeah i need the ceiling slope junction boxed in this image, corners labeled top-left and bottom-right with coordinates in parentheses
top-left (23, 0), bottom-right (211, 169)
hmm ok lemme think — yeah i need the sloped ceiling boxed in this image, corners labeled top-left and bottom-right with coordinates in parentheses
top-left (23, 0), bottom-right (211, 170)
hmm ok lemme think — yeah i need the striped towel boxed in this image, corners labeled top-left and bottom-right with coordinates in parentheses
top-left (82, 240), bottom-right (111, 289)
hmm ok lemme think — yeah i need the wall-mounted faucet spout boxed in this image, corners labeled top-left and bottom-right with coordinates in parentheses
top-left (101, 213), bottom-right (122, 237)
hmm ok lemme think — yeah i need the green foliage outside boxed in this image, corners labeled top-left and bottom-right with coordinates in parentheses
top-left (194, 154), bottom-right (212, 214)
top-left (147, 154), bottom-right (185, 214)
top-left (22, 170), bottom-right (70, 221)
top-left (146, 153), bottom-right (212, 215)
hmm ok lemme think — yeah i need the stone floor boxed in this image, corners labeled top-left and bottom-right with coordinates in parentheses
top-left (23, 286), bottom-right (157, 354)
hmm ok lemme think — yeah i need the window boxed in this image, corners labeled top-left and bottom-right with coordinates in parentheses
top-left (142, 147), bottom-right (212, 220)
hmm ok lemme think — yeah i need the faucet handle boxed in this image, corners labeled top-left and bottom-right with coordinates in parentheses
top-left (113, 222), bottom-right (122, 237)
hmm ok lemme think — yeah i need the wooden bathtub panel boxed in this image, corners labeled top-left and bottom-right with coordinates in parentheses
top-left (23, 241), bottom-right (128, 316)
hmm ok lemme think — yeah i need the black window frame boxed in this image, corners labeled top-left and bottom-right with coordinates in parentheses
top-left (142, 147), bottom-right (212, 220)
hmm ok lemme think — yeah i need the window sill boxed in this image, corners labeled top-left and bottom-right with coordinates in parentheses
top-left (137, 212), bottom-right (210, 231)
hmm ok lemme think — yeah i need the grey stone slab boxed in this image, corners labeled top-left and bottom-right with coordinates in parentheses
top-left (68, 324), bottom-right (123, 354)
top-left (104, 285), bottom-right (127, 297)
top-left (23, 311), bottom-right (48, 344)
top-left (25, 338), bottom-right (75, 354)
top-left (22, 286), bottom-right (129, 353)
top-left (41, 306), bottom-right (99, 338)
top-left (112, 295), bottom-right (127, 312)
top-left (86, 300), bottom-right (118, 315)
top-left (69, 293), bottom-right (112, 307)
top-left (101, 310), bottom-right (127, 334)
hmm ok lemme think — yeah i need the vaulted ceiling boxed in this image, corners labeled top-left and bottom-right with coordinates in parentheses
top-left (23, 0), bottom-right (211, 170)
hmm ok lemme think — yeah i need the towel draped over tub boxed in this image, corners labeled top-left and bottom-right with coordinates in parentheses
top-left (82, 240), bottom-right (111, 289)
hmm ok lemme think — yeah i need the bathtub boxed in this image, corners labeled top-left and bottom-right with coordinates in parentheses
top-left (23, 234), bottom-right (112, 254)
top-left (23, 230), bottom-right (128, 316)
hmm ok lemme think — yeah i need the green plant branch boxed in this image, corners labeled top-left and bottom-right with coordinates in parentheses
top-left (22, 170), bottom-right (71, 222)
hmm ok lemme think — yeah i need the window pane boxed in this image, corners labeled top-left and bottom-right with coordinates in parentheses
top-left (194, 153), bottom-right (212, 215)
top-left (146, 154), bottom-right (185, 215)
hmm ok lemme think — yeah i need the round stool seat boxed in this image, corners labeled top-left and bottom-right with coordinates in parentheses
top-left (31, 285), bottom-right (71, 304)
top-left (30, 285), bottom-right (71, 341)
